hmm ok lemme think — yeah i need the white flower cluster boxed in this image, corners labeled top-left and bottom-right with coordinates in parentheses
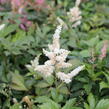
top-left (26, 24), bottom-right (85, 83)
top-left (67, 0), bottom-right (82, 27)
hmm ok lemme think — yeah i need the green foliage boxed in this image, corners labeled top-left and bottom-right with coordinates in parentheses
top-left (9, 104), bottom-right (21, 109)
top-left (34, 96), bottom-right (81, 109)
top-left (84, 93), bottom-right (109, 109)
top-left (95, 99), bottom-right (109, 109)
top-left (10, 71), bottom-right (28, 91)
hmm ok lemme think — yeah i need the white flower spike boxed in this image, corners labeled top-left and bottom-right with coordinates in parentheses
top-left (68, 65), bottom-right (85, 77)
top-left (67, 0), bottom-right (82, 27)
top-left (57, 72), bottom-right (72, 84)
top-left (57, 65), bottom-right (85, 83)
top-left (26, 24), bottom-right (85, 83)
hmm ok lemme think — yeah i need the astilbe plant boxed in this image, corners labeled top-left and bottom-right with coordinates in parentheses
top-left (26, 24), bottom-right (85, 84)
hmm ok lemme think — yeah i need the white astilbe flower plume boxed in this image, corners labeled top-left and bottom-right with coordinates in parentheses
top-left (42, 25), bottom-right (72, 70)
top-left (57, 65), bottom-right (85, 83)
top-left (68, 65), bottom-right (85, 77)
top-left (67, 0), bottom-right (82, 27)
top-left (26, 24), bottom-right (85, 83)
top-left (56, 72), bottom-right (72, 84)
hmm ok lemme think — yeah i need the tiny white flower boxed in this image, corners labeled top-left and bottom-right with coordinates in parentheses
top-left (0, 24), bottom-right (5, 31)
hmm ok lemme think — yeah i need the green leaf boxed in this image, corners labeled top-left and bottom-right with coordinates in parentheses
top-left (0, 24), bottom-right (18, 37)
top-left (10, 71), bottom-right (28, 91)
top-left (96, 41), bottom-right (104, 53)
top-left (9, 104), bottom-right (21, 109)
top-left (99, 81), bottom-right (109, 91)
top-left (36, 81), bottom-right (50, 88)
top-left (45, 75), bottom-right (54, 85)
top-left (83, 84), bottom-right (92, 94)
top-left (104, 73), bottom-right (109, 83)
top-left (76, 77), bottom-right (88, 83)
top-left (51, 88), bottom-right (58, 101)
top-left (82, 23), bottom-right (90, 31)
top-left (2, 98), bottom-right (10, 108)
top-left (95, 99), bottom-right (109, 109)
top-left (80, 50), bottom-right (91, 58)
top-left (71, 107), bottom-right (82, 109)
top-left (62, 98), bottom-right (76, 109)
top-left (31, 105), bottom-right (38, 109)
top-left (87, 93), bottom-right (96, 109)
top-left (34, 96), bottom-right (52, 103)
top-left (39, 102), bottom-right (60, 109)
top-left (68, 59), bottom-right (82, 69)
top-left (84, 103), bottom-right (90, 109)
top-left (84, 36), bottom-right (99, 47)
top-left (34, 96), bottom-right (60, 109)
top-left (58, 86), bottom-right (70, 95)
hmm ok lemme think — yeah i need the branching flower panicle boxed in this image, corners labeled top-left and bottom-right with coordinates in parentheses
top-left (67, 0), bottom-right (82, 27)
top-left (26, 24), bottom-right (85, 83)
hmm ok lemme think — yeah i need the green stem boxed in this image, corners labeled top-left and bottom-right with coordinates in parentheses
top-left (56, 82), bottom-right (64, 91)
